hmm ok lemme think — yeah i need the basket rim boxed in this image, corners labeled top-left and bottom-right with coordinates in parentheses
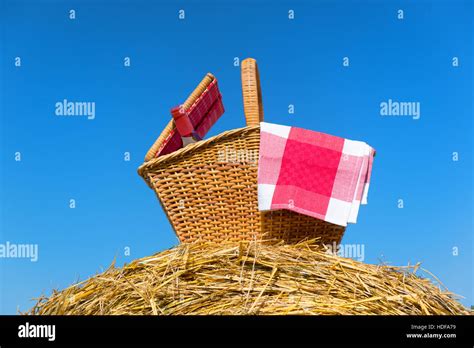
top-left (138, 125), bottom-right (260, 177)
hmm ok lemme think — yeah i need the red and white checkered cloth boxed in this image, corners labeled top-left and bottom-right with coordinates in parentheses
top-left (157, 79), bottom-right (224, 157)
top-left (258, 122), bottom-right (376, 227)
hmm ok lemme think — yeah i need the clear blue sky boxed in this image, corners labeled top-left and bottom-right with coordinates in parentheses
top-left (0, 0), bottom-right (472, 313)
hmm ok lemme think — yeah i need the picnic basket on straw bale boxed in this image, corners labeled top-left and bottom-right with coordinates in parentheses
top-left (138, 58), bottom-right (345, 244)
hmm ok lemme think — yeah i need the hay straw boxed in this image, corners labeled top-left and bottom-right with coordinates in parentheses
top-left (28, 241), bottom-right (469, 315)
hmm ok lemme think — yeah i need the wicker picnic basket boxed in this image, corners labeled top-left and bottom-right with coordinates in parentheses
top-left (138, 58), bottom-right (345, 244)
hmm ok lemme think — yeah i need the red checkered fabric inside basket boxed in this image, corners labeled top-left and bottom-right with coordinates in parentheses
top-left (156, 79), bottom-right (224, 157)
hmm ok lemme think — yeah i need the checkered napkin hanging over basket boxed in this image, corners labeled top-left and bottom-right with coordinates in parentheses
top-left (258, 122), bottom-right (375, 227)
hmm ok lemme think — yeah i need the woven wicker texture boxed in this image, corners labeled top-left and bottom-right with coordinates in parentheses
top-left (138, 58), bottom-right (345, 244)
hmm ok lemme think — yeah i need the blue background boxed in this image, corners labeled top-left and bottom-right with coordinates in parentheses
top-left (0, 0), bottom-right (472, 313)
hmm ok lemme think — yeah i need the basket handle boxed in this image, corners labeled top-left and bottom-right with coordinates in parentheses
top-left (241, 58), bottom-right (264, 126)
top-left (144, 73), bottom-right (215, 161)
